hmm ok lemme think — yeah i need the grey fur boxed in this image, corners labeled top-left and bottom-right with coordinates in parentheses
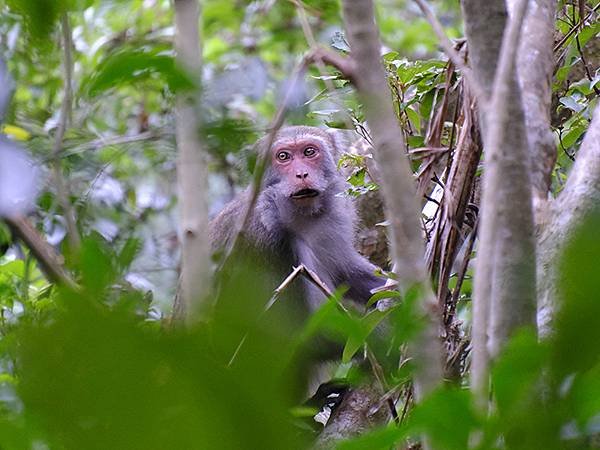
top-left (210, 126), bottom-right (384, 309)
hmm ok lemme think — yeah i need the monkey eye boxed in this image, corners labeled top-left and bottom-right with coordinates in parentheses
top-left (304, 146), bottom-right (318, 157)
top-left (276, 151), bottom-right (291, 161)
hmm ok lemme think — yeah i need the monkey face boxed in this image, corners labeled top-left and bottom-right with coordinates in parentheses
top-left (273, 141), bottom-right (325, 200)
top-left (259, 126), bottom-right (343, 219)
top-left (269, 129), bottom-right (337, 200)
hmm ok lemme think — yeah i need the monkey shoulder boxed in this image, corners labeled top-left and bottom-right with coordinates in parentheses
top-left (209, 189), bottom-right (288, 255)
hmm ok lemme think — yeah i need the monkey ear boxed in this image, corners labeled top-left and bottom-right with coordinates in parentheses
top-left (253, 132), bottom-right (271, 157)
top-left (324, 128), bottom-right (345, 161)
top-left (325, 128), bottom-right (363, 161)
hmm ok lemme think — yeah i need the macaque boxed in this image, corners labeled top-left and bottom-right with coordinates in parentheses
top-left (210, 126), bottom-right (384, 311)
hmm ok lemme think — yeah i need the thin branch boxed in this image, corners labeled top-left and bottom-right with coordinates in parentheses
top-left (218, 57), bottom-right (310, 269)
top-left (341, 6), bottom-right (444, 445)
top-left (413, 0), bottom-right (485, 102)
top-left (471, 0), bottom-right (535, 403)
top-left (173, 0), bottom-right (212, 323)
top-left (51, 13), bottom-right (80, 252)
top-left (553, 2), bottom-right (600, 52)
top-left (446, 218), bottom-right (478, 326)
top-left (228, 263), bottom-right (338, 365)
top-left (264, 265), bottom-right (305, 310)
top-left (306, 47), bottom-right (357, 83)
top-left (293, 0), bottom-right (356, 132)
top-left (538, 105), bottom-right (600, 334)
top-left (4, 215), bottom-right (78, 291)
top-left (58, 130), bottom-right (164, 159)
top-left (575, 34), bottom-right (600, 96)
top-left (398, 385), bottom-right (413, 425)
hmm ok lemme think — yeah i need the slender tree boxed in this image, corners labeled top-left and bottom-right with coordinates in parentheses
top-left (173, 0), bottom-right (211, 323)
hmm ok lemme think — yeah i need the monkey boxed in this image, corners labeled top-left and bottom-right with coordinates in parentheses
top-left (209, 125), bottom-right (385, 312)
top-left (207, 126), bottom-right (391, 417)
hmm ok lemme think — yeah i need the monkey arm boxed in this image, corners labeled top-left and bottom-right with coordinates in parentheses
top-left (208, 190), bottom-right (252, 253)
top-left (341, 255), bottom-right (386, 305)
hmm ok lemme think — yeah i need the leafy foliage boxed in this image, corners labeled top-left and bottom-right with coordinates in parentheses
top-left (0, 0), bottom-right (598, 448)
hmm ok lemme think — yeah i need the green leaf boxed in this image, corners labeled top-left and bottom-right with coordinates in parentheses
top-left (492, 328), bottom-right (546, 414)
top-left (559, 95), bottom-right (586, 113)
top-left (342, 308), bottom-right (390, 362)
top-left (409, 387), bottom-right (479, 450)
top-left (117, 237), bottom-right (142, 273)
top-left (406, 106), bottom-right (421, 132)
top-left (78, 232), bottom-right (117, 295)
top-left (6, 0), bottom-right (68, 40)
top-left (366, 289), bottom-right (400, 308)
top-left (578, 22), bottom-right (600, 48)
top-left (561, 123), bottom-right (586, 148)
top-left (84, 49), bottom-right (195, 97)
top-left (552, 211), bottom-right (600, 377)
top-left (406, 135), bottom-right (425, 148)
top-left (0, 260), bottom-right (25, 278)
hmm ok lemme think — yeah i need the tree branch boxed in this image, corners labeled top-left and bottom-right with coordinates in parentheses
top-left (340, 0), bottom-right (443, 444)
top-left (51, 13), bottom-right (80, 253)
top-left (218, 57), bottom-right (309, 269)
top-left (4, 215), bottom-right (78, 291)
top-left (461, 0), bottom-right (508, 99)
top-left (471, 0), bottom-right (537, 403)
top-left (306, 47), bottom-right (357, 84)
top-left (508, 0), bottom-right (557, 203)
top-left (413, 0), bottom-right (485, 102)
top-left (538, 105), bottom-right (600, 333)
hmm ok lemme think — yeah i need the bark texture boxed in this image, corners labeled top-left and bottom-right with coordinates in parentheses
top-left (467, 0), bottom-right (537, 398)
top-left (173, 0), bottom-right (211, 323)
top-left (538, 107), bottom-right (600, 333)
top-left (316, 385), bottom-right (389, 448)
top-left (461, 0), bottom-right (508, 401)
top-left (342, 0), bottom-right (443, 399)
top-left (317, 0), bottom-right (444, 444)
top-left (507, 0), bottom-right (558, 334)
top-left (509, 0), bottom-right (557, 203)
top-left (461, 0), bottom-right (508, 100)
top-left (335, 6), bottom-right (444, 446)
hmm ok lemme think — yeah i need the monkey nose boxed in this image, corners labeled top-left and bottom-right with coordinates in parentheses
top-left (296, 171), bottom-right (309, 179)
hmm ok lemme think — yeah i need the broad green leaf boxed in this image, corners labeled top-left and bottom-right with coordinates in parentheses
top-left (84, 49), bottom-right (195, 97)
top-left (342, 308), bottom-right (390, 362)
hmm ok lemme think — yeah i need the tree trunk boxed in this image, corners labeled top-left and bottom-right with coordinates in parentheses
top-left (509, 0), bottom-right (557, 204)
top-left (468, 0), bottom-right (537, 401)
top-left (173, 0), bottom-right (211, 324)
top-left (342, 0), bottom-right (443, 400)
top-left (538, 107), bottom-right (600, 333)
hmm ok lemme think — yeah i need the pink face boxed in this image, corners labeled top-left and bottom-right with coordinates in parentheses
top-left (271, 139), bottom-right (325, 200)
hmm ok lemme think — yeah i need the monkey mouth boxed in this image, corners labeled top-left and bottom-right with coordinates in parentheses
top-left (291, 188), bottom-right (319, 199)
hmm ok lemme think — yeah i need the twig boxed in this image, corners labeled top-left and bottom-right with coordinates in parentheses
top-left (306, 46), bottom-right (357, 84)
top-left (365, 347), bottom-right (400, 423)
top-left (575, 34), bottom-right (600, 96)
top-left (51, 13), bottom-right (80, 252)
top-left (398, 384), bottom-right (413, 425)
top-left (292, 0), bottom-right (355, 97)
top-left (57, 130), bottom-right (164, 159)
top-left (553, 2), bottom-right (600, 52)
top-left (264, 265), bottom-right (305, 310)
top-left (413, 0), bottom-right (485, 103)
top-left (294, 0), bottom-right (356, 84)
top-left (4, 215), bottom-right (78, 291)
top-left (229, 261), bottom-right (374, 366)
top-left (228, 263), bottom-right (333, 366)
top-left (446, 217), bottom-right (478, 325)
top-left (218, 57), bottom-right (310, 270)
top-left (294, 0), bottom-right (356, 133)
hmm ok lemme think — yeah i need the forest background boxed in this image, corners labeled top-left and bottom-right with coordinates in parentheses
top-left (0, 0), bottom-right (599, 448)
